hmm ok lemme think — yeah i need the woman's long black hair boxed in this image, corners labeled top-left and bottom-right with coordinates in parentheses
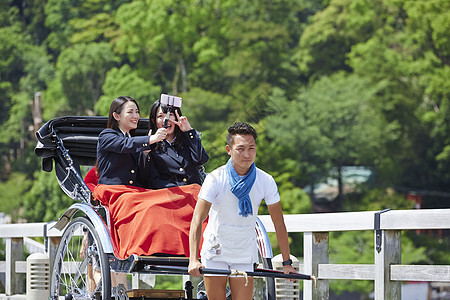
top-left (149, 99), bottom-right (184, 151)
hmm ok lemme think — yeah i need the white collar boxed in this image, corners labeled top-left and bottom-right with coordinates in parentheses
top-left (119, 129), bottom-right (128, 137)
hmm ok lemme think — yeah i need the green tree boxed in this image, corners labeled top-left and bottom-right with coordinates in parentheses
top-left (95, 65), bottom-right (161, 116)
top-left (44, 42), bottom-right (119, 117)
top-left (114, 0), bottom-right (201, 93)
top-left (0, 92), bottom-right (34, 172)
top-left (69, 0), bottom-right (132, 44)
top-left (114, 0), bottom-right (318, 122)
top-left (177, 88), bottom-right (235, 171)
top-left (0, 16), bottom-right (53, 178)
top-left (44, 0), bottom-right (80, 51)
top-left (0, 23), bottom-right (30, 89)
top-left (17, 0), bottom-right (49, 44)
top-left (347, 0), bottom-right (450, 196)
top-left (22, 171), bottom-right (74, 222)
top-left (0, 173), bottom-right (33, 222)
top-left (265, 73), bottom-right (384, 205)
top-left (44, 0), bottom-right (130, 52)
top-left (296, 0), bottom-right (379, 77)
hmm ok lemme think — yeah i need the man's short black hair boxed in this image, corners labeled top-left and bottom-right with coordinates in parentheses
top-left (226, 122), bottom-right (257, 146)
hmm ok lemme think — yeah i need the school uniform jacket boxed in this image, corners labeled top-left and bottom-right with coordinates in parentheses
top-left (144, 129), bottom-right (209, 189)
top-left (97, 128), bottom-right (151, 186)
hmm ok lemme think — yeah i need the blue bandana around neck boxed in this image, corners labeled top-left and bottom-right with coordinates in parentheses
top-left (226, 158), bottom-right (256, 217)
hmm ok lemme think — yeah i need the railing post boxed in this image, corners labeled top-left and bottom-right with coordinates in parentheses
top-left (374, 230), bottom-right (401, 299)
top-left (304, 232), bottom-right (329, 300)
top-left (48, 236), bottom-right (61, 273)
top-left (5, 237), bottom-right (25, 295)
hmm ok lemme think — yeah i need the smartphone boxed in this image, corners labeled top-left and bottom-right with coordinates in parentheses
top-left (160, 94), bottom-right (182, 108)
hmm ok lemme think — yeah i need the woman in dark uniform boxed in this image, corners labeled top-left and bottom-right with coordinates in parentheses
top-left (94, 97), bottom-right (206, 261)
top-left (95, 96), bottom-right (167, 288)
top-left (97, 96), bottom-right (166, 186)
top-left (144, 99), bottom-right (209, 189)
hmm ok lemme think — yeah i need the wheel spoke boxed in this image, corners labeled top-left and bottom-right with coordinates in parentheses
top-left (50, 218), bottom-right (111, 299)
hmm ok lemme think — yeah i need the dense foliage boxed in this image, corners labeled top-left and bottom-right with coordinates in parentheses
top-left (0, 0), bottom-right (448, 296)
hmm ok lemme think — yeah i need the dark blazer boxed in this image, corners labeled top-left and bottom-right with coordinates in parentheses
top-left (144, 129), bottom-right (209, 189)
top-left (97, 128), bottom-right (151, 186)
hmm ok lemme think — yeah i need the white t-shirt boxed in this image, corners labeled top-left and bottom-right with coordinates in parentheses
top-left (199, 165), bottom-right (280, 264)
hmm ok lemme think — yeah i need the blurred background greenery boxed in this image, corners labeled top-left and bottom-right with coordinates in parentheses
top-left (0, 0), bottom-right (449, 296)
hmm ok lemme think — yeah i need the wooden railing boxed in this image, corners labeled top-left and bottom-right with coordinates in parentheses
top-left (1, 209), bottom-right (450, 299)
top-left (259, 208), bottom-right (450, 299)
top-left (0, 221), bottom-right (60, 296)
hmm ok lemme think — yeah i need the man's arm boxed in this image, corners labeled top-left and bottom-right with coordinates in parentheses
top-left (188, 198), bottom-right (211, 277)
top-left (267, 201), bottom-right (297, 274)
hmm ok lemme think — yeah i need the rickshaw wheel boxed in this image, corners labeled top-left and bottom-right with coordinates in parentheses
top-left (50, 217), bottom-right (111, 299)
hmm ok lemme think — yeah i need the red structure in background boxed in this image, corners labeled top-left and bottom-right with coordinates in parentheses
top-left (407, 192), bottom-right (422, 209)
top-left (407, 192), bottom-right (444, 239)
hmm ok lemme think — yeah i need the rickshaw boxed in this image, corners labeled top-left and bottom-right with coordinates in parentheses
top-left (35, 116), bottom-right (276, 300)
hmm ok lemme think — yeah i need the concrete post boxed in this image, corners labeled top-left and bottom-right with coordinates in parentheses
top-left (26, 252), bottom-right (50, 300)
top-left (272, 254), bottom-right (300, 299)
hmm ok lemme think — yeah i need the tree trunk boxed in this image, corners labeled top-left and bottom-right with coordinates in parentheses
top-left (336, 166), bottom-right (343, 210)
top-left (32, 92), bottom-right (43, 134)
top-left (180, 57), bottom-right (187, 93)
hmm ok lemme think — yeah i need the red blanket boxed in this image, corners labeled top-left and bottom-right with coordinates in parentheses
top-left (94, 184), bottom-right (202, 260)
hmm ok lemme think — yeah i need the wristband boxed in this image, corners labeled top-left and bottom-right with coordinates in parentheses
top-left (282, 259), bottom-right (293, 266)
